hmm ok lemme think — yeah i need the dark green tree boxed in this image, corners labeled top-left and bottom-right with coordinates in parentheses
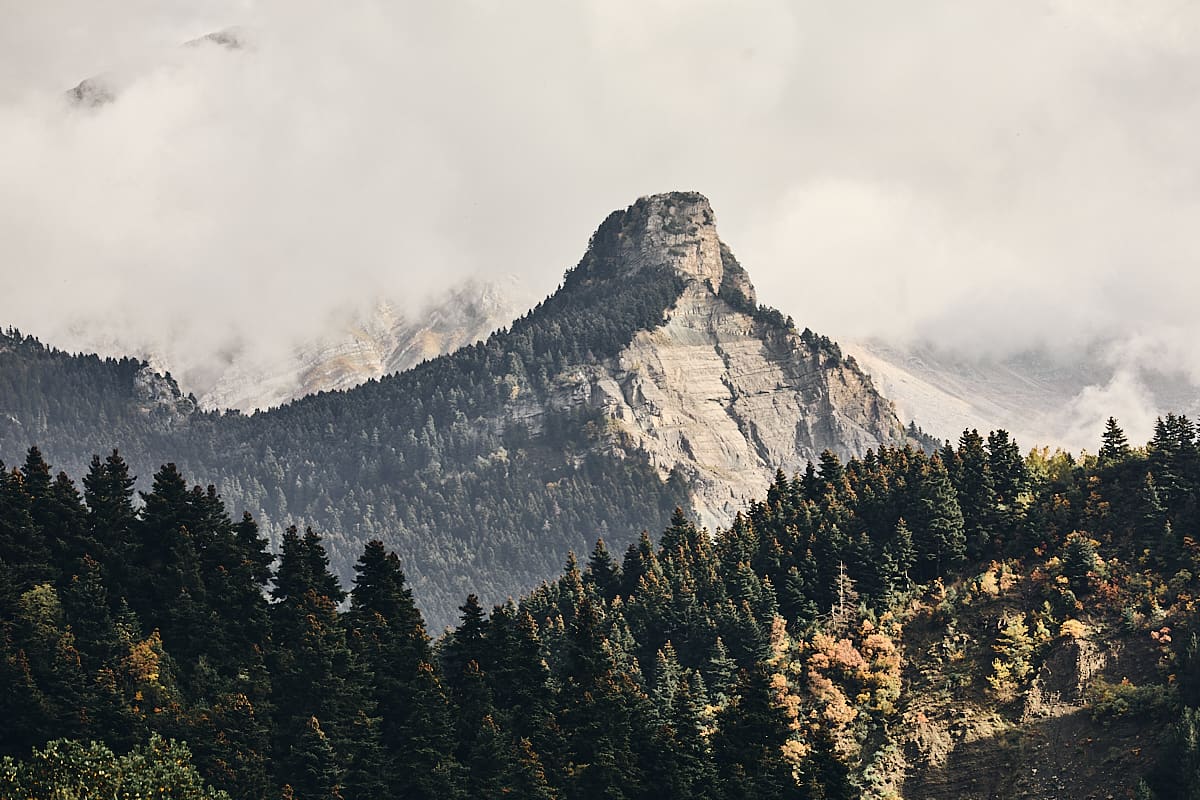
top-left (346, 540), bottom-right (463, 800)
top-left (585, 537), bottom-right (622, 601)
top-left (911, 457), bottom-right (966, 581)
top-left (1099, 417), bottom-right (1132, 465)
top-left (712, 665), bottom-right (803, 799)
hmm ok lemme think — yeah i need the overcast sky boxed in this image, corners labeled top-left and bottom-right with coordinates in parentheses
top-left (2, 1), bottom-right (1199, 447)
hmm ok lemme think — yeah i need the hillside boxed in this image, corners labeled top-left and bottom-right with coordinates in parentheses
top-left (2, 418), bottom-right (1197, 799)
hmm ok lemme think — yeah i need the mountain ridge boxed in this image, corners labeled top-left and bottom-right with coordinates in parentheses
top-left (0, 191), bottom-right (931, 627)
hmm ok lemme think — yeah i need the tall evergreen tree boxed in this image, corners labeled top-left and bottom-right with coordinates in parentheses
top-left (0, 466), bottom-right (49, 590)
top-left (585, 537), bottom-right (622, 601)
top-left (346, 541), bottom-right (462, 800)
top-left (911, 457), bottom-right (966, 581)
top-left (442, 594), bottom-right (488, 689)
top-left (558, 598), bottom-right (648, 800)
top-left (270, 530), bottom-right (372, 798)
top-left (956, 429), bottom-right (997, 559)
top-left (712, 665), bottom-right (803, 799)
top-left (1099, 417), bottom-right (1132, 465)
top-left (81, 450), bottom-right (137, 600)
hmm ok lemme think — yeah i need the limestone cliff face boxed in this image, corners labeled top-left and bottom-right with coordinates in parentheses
top-left (535, 192), bottom-right (918, 529)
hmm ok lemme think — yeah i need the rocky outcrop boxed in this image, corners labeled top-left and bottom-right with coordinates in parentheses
top-left (555, 283), bottom-right (911, 529)
top-left (132, 365), bottom-right (197, 427)
top-left (540, 192), bottom-right (918, 529)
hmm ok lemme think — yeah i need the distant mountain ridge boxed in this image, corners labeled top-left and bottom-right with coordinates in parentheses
top-left (193, 280), bottom-right (520, 412)
top-left (0, 191), bottom-right (930, 627)
top-left (848, 338), bottom-right (1200, 451)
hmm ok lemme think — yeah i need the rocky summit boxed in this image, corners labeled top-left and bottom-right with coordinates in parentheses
top-left (533, 192), bottom-right (922, 528)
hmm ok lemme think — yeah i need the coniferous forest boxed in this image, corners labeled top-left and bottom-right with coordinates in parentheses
top-left (4, 417), bottom-right (1200, 798)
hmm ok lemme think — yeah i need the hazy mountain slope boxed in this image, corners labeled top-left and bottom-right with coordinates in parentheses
top-left (196, 281), bottom-right (519, 412)
top-left (849, 338), bottom-right (1200, 450)
top-left (0, 191), bottom-right (927, 627)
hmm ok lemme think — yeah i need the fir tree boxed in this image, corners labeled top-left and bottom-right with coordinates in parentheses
top-left (286, 716), bottom-right (343, 800)
top-left (956, 429), bottom-right (997, 559)
top-left (585, 537), bottom-right (622, 601)
top-left (346, 541), bottom-right (463, 800)
top-left (1061, 533), bottom-right (1099, 595)
top-left (912, 457), bottom-right (966, 581)
top-left (712, 665), bottom-right (803, 799)
top-left (0, 466), bottom-right (50, 590)
top-left (442, 594), bottom-right (488, 688)
top-left (1099, 417), bottom-right (1132, 465)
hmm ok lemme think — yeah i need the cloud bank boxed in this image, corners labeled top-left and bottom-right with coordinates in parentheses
top-left (2, 0), bottom-right (1199, 448)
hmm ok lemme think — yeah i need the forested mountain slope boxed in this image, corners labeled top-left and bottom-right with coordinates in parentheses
top-left (0, 192), bottom-right (927, 628)
top-left (3, 418), bottom-right (1199, 798)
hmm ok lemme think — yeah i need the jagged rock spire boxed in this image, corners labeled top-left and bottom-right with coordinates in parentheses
top-left (581, 191), bottom-right (754, 302)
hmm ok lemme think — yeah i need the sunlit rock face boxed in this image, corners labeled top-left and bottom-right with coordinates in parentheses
top-left (525, 191), bottom-right (920, 529)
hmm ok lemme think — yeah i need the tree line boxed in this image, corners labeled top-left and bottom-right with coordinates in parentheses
top-left (4, 412), bottom-right (1200, 797)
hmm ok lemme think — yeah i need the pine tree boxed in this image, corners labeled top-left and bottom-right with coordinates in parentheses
top-left (817, 450), bottom-right (844, 491)
top-left (81, 451), bottom-right (137, 602)
top-left (956, 429), bottom-right (997, 559)
top-left (881, 518), bottom-right (915, 596)
top-left (558, 598), bottom-right (648, 800)
top-left (912, 457), bottom-right (966, 581)
top-left (18, 447), bottom-right (51, 505)
top-left (1099, 417), bottom-right (1132, 465)
top-left (776, 562), bottom-right (817, 627)
top-left (652, 642), bottom-right (684, 715)
top-left (346, 541), bottom-right (463, 800)
top-left (0, 466), bottom-right (50, 590)
top-left (712, 665), bottom-right (803, 799)
top-left (585, 537), bottom-right (622, 601)
top-left (60, 557), bottom-right (123, 675)
top-left (137, 463), bottom-right (193, 569)
top-left (987, 429), bottom-right (1028, 545)
top-left (620, 531), bottom-right (659, 599)
top-left (480, 604), bottom-right (556, 754)
top-left (286, 716), bottom-right (343, 800)
top-left (20, 449), bottom-right (67, 580)
top-left (442, 594), bottom-right (488, 688)
top-left (452, 659), bottom-right (532, 798)
top-left (42, 473), bottom-right (92, 584)
top-left (1061, 533), bottom-right (1099, 595)
top-left (649, 666), bottom-right (717, 799)
top-left (302, 528), bottom-right (346, 604)
top-left (270, 531), bottom-right (370, 797)
top-left (273, 526), bottom-right (346, 605)
top-left (661, 507), bottom-right (704, 557)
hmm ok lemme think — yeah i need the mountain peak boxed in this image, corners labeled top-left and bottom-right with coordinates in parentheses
top-left (585, 191), bottom-right (749, 295)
